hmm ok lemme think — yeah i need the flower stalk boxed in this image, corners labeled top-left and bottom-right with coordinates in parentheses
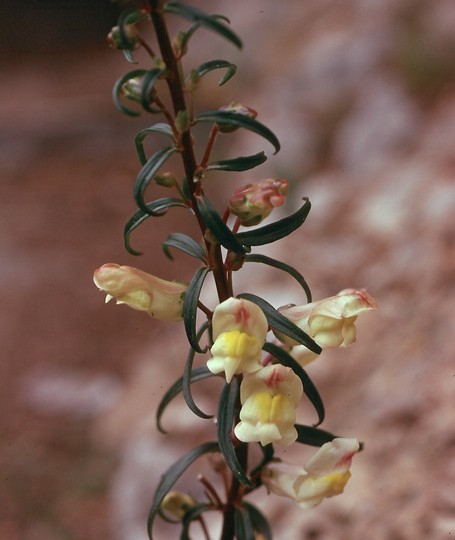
top-left (97, 2), bottom-right (378, 538)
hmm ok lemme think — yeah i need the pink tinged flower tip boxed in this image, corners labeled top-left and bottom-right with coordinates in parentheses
top-left (93, 263), bottom-right (188, 322)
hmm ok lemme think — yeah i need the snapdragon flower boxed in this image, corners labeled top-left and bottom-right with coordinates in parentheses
top-left (93, 263), bottom-right (187, 321)
top-left (262, 438), bottom-right (360, 508)
top-left (276, 289), bottom-right (377, 365)
top-left (207, 298), bottom-right (268, 383)
top-left (234, 364), bottom-right (303, 446)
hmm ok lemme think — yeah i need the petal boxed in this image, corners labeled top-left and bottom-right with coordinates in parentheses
top-left (304, 438), bottom-right (360, 476)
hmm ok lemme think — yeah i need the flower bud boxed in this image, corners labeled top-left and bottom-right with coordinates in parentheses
top-left (234, 364), bottom-right (303, 446)
top-left (93, 263), bottom-right (188, 321)
top-left (153, 172), bottom-right (176, 188)
top-left (207, 298), bottom-right (268, 382)
top-left (217, 102), bottom-right (257, 133)
top-left (262, 438), bottom-right (360, 509)
top-left (229, 178), bottom-right (289, 226)
top-left (107, 24), bottom-right (140, 50)
top-left (120, 76), bottom-right (145, 104)
top-left (161, 491), bottom-right (196, 519)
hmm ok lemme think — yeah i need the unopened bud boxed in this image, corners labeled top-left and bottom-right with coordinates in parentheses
top-left (120, 76), bottom-right (144, 103)
top-left (217, 102), bottom-right (257, 133)
top-left (154, 172), bottom-right (176, 188)
top-left (229, 178), bottom-right (289, 226)
top-left (107, 24), bottom-right (140, 50)
top-left (161, 491), bottom-right (197, 519)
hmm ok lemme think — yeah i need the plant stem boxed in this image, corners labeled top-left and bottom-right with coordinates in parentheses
top-left (148, 1), bottom-right (231, 301)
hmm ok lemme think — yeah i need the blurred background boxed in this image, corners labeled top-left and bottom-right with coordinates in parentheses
top-left (1, 0), bottom-right (455, 538)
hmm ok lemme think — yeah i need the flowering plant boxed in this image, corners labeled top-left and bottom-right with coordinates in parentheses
top-left (95, 2), bottom-right (377, 538)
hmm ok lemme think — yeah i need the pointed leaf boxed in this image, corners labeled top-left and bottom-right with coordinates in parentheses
top-left (135, 123), bottom-right (175, 164)
top-left (124, 198), bottom-right (187, 256)
top-left (147, 441), bottom-right (219, 540)
top-left (196, 195), bottom-right (247, 254)
top-left (183, 267), bottom-right (211, 353)
top-left (243, 503), bottom-right (272, 540)
top-left (112, 69), bottom-right (147, 116)
top-left (235, 506), bottom-right (255, 540)
top-left (237, 293), bottom-right (321, 354)
top-left (236, 198), bottom-right (311, 246)
top-left (164, 2), bottom-right (242, 49)
top-left (162, 232), bottom-right (206, 262)
top-left (217, 380), bottom-right (251, 486)
top-left (134, 146), bottom-right (178, 212)
top-left (156, 365), bottom-right (214, 434)
top-left (140, 68), bottom-right (165, 113)
top-left (191, 59), bottom-right (237, 86)
top-left (295, 424), bottom-right (338, 447)
top-left (196, 110), bottom-right (280, 154)
top-left (180, 503), bottom-right (212, 539)
top-left (206, 151), bottom-right (267, 172)
top-left (262, 342), bottom-right (325, 426)
top-left (245, 254), bottom-right (312, 302)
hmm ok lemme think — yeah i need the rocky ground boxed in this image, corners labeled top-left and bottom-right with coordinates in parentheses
top-left (1, 0), bottom-right (455, 539)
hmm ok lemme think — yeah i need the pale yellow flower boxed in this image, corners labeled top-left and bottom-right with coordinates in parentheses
top-left (207, 298), bottom-right (268, 382)
top-left (234, 364), bottom-right (303, 446)
top-left (262, 438), bottom-right (360, 508)
top-left (93, 263), bottom-right (187, 321)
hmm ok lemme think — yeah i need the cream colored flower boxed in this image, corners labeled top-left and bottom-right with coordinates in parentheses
top-left (262, 438), bottom-right (360, 508)
top-left (276, 289), bottom-right (377, 364)
top-left (234, 364), bottom-right (303, 446)
top-left (93, 263), bottom-right (187, 321)
top-left (207, 298), bottom-right (268, 382)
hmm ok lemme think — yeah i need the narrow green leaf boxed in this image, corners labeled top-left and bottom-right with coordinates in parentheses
top-left (183, 267), bottom-right (211, 354)
top-left (206, 151), bottom-right (267, 172)
top-left (217, 380), bottom-right (251, 486)
top-left (196, 195), bottom-right (247, 254)
top-left (243, 503), bottom-right (272, 540)
top-left (237, 293), bottom-right (321, 354)
top-left (135, 123), bottom-right (175, 165)
top-left (180, 503), bottom-right (212, 539)
top-left (156, 365), bottom-right (214, 434)
top-left (147, 441), bottom-right (219, 540)
top-left (235, 506), bottom-right (255, 540)
top-left (182, 322), bottom-right (212, 419)
top-left (112, 69), bottom-right (147, 116)
top-left (195, 111), bottom-right (280, 154)
top-left (262, 342), bottom-right (325, 426)
top-left (236, 198), bottom-right (311, 247)
top-left (191, 59), bottom-right (237, 86)
top-left (164, 2), bottom-right (242, 49)
top-left (141, 68), bottom-right (165, 113)
top-left (295, 424), bottom-right (338, 447)
top-left (124, 198), bottom-right (187, 256)
top-left (134, 146), bottom-right (178, 212)
top-left (245, 254), bottom-right (312, 303)
top-left (162, 232), bottom-right (207, 262)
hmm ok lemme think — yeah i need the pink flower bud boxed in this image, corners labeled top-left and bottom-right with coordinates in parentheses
top-left (217, 102), bottom-right (258, 133)
top-left (229, 178), bottom-right (289, 226)
top-left (234, 364), bottom-right (303, 446)
top-left (262, 438), bottom-right (360, 508)
top-left (207, 298), bottom-right (268, 382)
top-left (93, 263), bottom-right (187, 322)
